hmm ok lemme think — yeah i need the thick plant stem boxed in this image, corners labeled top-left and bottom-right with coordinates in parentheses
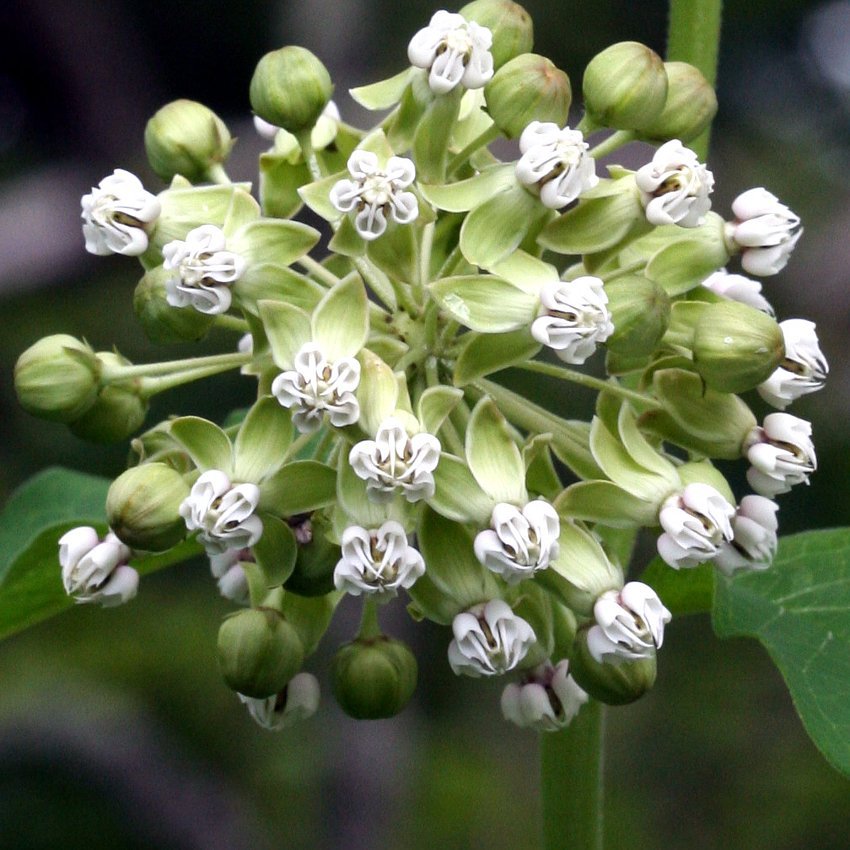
top-left (540, 700), bottom-right (606, 850)
top-left (666, 0), bottom-right (723, 159)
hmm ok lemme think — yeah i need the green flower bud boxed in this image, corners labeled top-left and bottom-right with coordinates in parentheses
top-left (284, 513), bottom-right (339, 597)
top-left (569, 626), bottom-right (656, 705)
top-left (106, 462), bottom-right (189, 551)
top-left (331, 636), bottom-right (417, 720)
top-left (484, 53), bottom-right (571, 139)
top-left (15, 334), bottom-right (99, 423)
top-left (250, 47), bottom-right (333, 135)
top-left (604, 275), bottom-right (670, 357)
top-left (144, 99), bottom-right (234, 183)
top-left (134, 265), bottom-right (214, 344)
top-left (68, 353), bottom-right (149, 443)
top-left (693, 301), bottom-right (784, 394)
top-left (582, 42), bottom-right (668, 131)
top-left (640, 62), bottom-right (717, 143)
top-left (217, 607), bottom-right (305, 698)
top-left (460, 0), bottom-right (534, 69)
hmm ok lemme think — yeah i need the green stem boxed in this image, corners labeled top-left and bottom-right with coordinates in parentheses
top-left (447, 124), bottom-right (501, 176)
top-left (297, 131), bottom-right (326, 182)
top-left (297, 255), bottom-right (340, 287)
top-left (213, 314), bottom-right (250, 334)
top-left (514, 360), bottom-right (661, 410)
top-left (137, 361), bottom-right (246, 397)
top-left (417, 220), bottom-right (436, 304)
top-left (436, 244), bottom-right (463, 280)
top-left (666, 0), bottom-right (723, 159)
top-left (102, 351), bottom-right (250, 383)
top-left (205, 163), bottom-right (232, 185)
top-left (587, 130), bottom-right (635, 160)
top-left (357, 598), bottom-right (382, 640)
top-left (541, 701), bottom-right (605, 850)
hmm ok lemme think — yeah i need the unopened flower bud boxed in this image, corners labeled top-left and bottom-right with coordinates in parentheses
top-left (640, 61), bottom-right (717, 143)
top-left (331, 635), bottom-right (417, 719)
top-left (582, 42), bottom-right (668, 131)
top-left (106, 462), bottom-right (189, 551)
top-left (484, 54), bottom-right (571, 139)
top-left (218, 607), bottom-right (305, 699)
top-left (692, 301), bottom-right (784, 393)
top-left (67, 352), bottom-right (148, 443)
top-left (144, 99), bottom-right (233, 183)
top-left (15, 335), bottom-right (100, 423)
top-left (604, 275), bottom-right (670, 357)
top-left (134, 265), bottom-right (215, 344)
top-left (460, 0), bottom-right (534, 69)
top-left (250, 47), bottom-right (333, 134)
top-left (569, 624), bottom-right (658, 705)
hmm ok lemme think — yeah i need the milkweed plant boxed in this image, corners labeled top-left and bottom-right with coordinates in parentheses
top-left (6, 0), bottom-right (848, 845)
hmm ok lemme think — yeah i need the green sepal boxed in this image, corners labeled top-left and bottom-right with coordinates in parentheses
top-left (512, 583), bottom-right (555, 670)
top-left (252, 514), bottom-right (298, 587)
top-left (356, 348), bottom-right (399, 436)
top-left (490, 249), bottom-right (558, 295)
top-left (297, 170), bottom-right (344, 221)
top-left (311, 273), bottom-right (369, 360)
top-left (257, 300), bottom-right (312, 369)
top-left (233, 396), bottom-right (293, 483)
top-left (350, 68), bottom-right (416, 109)
top-left (453, 328), bottom-right (541, 386)
top-left (428, 453), bottom-right (495, 525)
top-left (555, 480), bottom-right (659, 528)
top-left (547, 420), bottom-right (605, 481)
top-left (367, 219), bottom-right (419, 286)
top-left (387, 70), bottom-right (433, 151)
top-left (328, 215), bottom-right (367, 257)
top-left (281, 590), bottom-right (340, 657)
top-left (430, 274), bottom-right (538, 332)
top-left (616, 404), bottom-right (678, 481)
top-left (259, 152), bottom-right (309, 218)
top-left (413, 86), bottom-right (462, 184)
top-left (661, 300), bottom-right (708, 349)
top-left (538, 184), bottom-right (642, 255)
top-left (336, 459), bottom-right (411, 530)
top-left (419, 164), bottom-right (515, 212)
top-left (466, 396), bottom-right (527, 503)
top-left (221, 188), bottom-right (262, 236)
top-left (260, 460), bottom-right (338, 515)
top-left (645, 235), bottom-right (730, 296)
top-left (234, 265), bottom-right (325, 316)
top-left (417, 386), bottom-right (463, 436)
top-left (406, 573), bottom-right (460, 625)
top-left (231, 219), bottom-right (320, 267)
top-left (168, 416), bottom-right (233, 473)
top-left (460, 182), bottom-right (541, 269)
top-left (367, 335), bottom-right (409, 367)
top-left (523, 434), bottom-right (561, 502)
top-left (676, 460), bottom-right (735, 505)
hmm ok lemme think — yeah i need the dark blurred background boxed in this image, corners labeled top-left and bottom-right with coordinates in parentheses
top-left (1, 0), bottom-right (849, 847)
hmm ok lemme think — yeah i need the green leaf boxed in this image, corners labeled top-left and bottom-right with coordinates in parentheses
top-left (453, 328), bottom-right (541, 386)
top-left (311, 273), bottom-right (369, 360)
top-left (640, 557), bottom-right (713, 615)
top-left (466, 397), bottom-right (527, 504)
top-left (0, 468), bottom-right (201, 640)
top-left (232, 219), bottom-right (320, 267)
top-left (260, 460), bottom-right (338, 515)
top-left (460, 183), bottom-right (540, 269)
top-left (714, 529), bottom-right (850, 778)
top-left (233, 396), bottom-right (293, 482)
top-left (350, 68), bottom-right (415, 109)
top-left (168, 416), bottom-right (233, 473)
top-left (419, 165), bottom-right (515, 212)
top-left (257, 300), bottom-right (312, 369)
top-left (428, 453), bottom-right (494, 525)
top-left (430, 274), bottom-right (538, 332)
top-left (252, 514), bottom-right (298, 586)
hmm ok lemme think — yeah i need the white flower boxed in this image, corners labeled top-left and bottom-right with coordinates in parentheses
top-left (348, 418), bottom-right (441, 503)
top-left (635, 140), bottom-right (714, 228)
top-left (209, 549), bottom-right (251, 605)
top-left (255, 101), bottom-right (341, 156)
top-left (745, 413), bottom-right (816, 497)
top-left (162, 224), bottom-right (247, 315)
top-left (657, 482), bottom-right (735, 569)
top-left (180, 470), bottom-right (263, 555)
top-left (329, 150), bottom-right (418, 241)
top-left (448, 599), bottom-right (536, 678)
top-left (474, 500), bottom-right (560, 584)
top-left (271, 343), bottom-right (361, 433)
top-left (81, 169), bottom-right (161, 256)
top-left (701, 269), bottom-right (774, 315)
top-left (515, 122), bottom-right (598, 209)
top-left (238, 672), bottom-right (320, 731)
top-left (408, 10), bottom-right (494, 95)
top-left (530, 276), bottom-right (614, 364)
top-left (333, 521), bottom-right (425, 599)
top-left (713, 495), bottom-right (779, 575)
top-left (586, 582), bottom-right (671, 663)
top-left (758, 319), bottom-right (828, 409)
top-left (59, 526), bottom-right (138, 607)
top-left (728, 187), bottom-right (802, 276)
top-left (501, 660), bottom-right (588, 732)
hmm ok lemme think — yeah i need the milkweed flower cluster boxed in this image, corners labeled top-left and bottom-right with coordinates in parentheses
top-left (16, 2), bottom-right (826, 731)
